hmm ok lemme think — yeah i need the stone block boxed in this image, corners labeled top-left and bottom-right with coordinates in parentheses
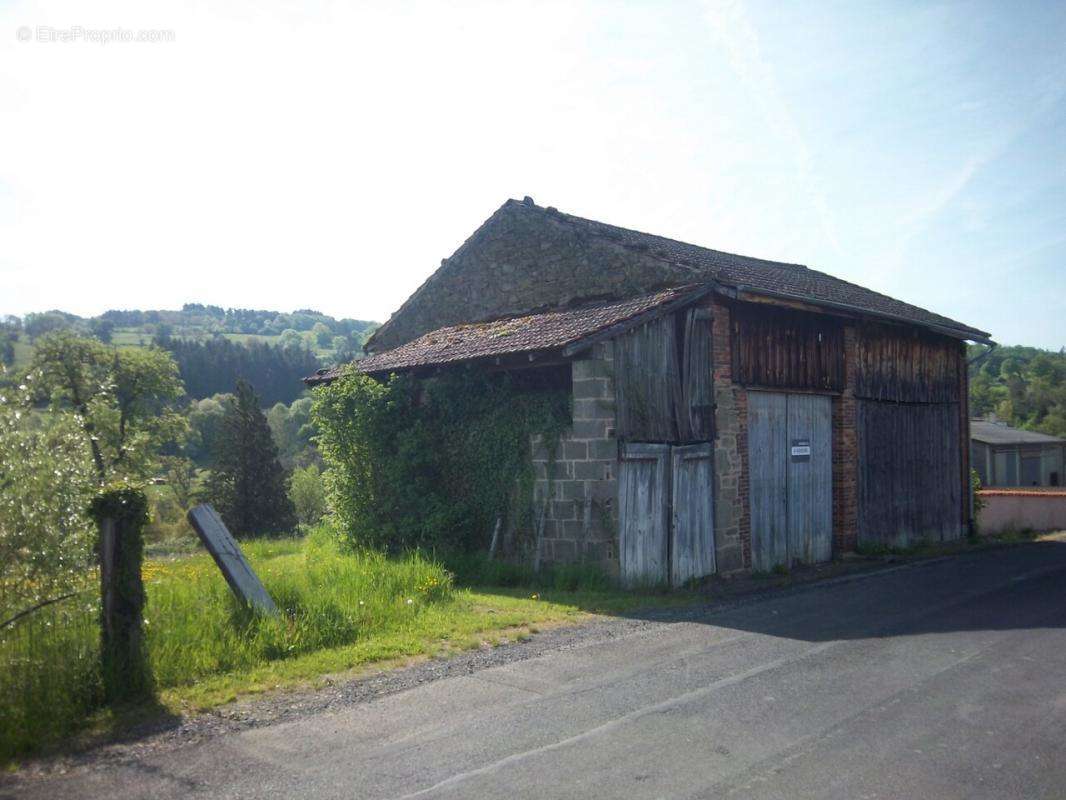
top-left (587, 479), bottom-right (616, 503)
top-left (561, 520), bottom-right (587, 539)
top-left (571, 419), bottom-right (607, 439)
top-left (574, 460), bottom-right (609, 480)
top-left (552, 539), bottom-right (577, 562)
top-left (551, 500), bottom-right (577, 520)
top-left (557, 481), bottom-right (586, 501)
top-left (582, 540), bottom-right (607, 562)
top-left (587, 438), bottom-right (618, 460)
top-left (715, 496), bottom-right (736, 530)
top-left (573, 378), bottom-right (610, 400)
top-left (562, 440), bottom-right (588, 460)
top-left (572, 359), bottom-right (611, 381)
top-left (715, 544), bottom-right (744, 573)
top-left (573, 398), bottom-right (615, 421)
top-left (548, 460), bottom-right (572, 480)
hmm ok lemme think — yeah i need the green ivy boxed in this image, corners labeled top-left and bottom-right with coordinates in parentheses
top-left (88, 486), bottom-right (152, 703)
top-left (312, 366), bottom-right (569, 553)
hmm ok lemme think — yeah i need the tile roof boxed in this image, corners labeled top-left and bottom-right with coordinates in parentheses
top-left (305, 285), bottom-right (701, 383)
top-left (970, 420), bottom-right (1065, 446)
top-left (545, 203), bottom-right (991, 340)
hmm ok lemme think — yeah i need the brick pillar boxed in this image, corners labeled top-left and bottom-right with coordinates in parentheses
top-left (832, 324), bottom-right (859, 552)
top-left (710, 298), bottom-right (747, 572)
top-left (959, 341), bottom-right (972, 533)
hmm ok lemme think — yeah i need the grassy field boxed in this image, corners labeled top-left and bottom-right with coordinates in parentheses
top-left (0, 528), bottom-right (682, 763)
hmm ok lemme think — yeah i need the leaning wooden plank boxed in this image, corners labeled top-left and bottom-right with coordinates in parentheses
top-left (186, 504), bottom-right (279, 615)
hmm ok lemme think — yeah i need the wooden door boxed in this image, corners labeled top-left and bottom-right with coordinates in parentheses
top-left (748, 392), bottom-right (832, 570)
top-left (858, 400), bottom-right (962, 545)
top-left (786, 394), bottom-right (832, 564)
top-left (748, 392), bottom-right (788, 571)
top-left (618, 443), bottom-right (670, 586)
top-left (671, 443), bottom-right (715, 587)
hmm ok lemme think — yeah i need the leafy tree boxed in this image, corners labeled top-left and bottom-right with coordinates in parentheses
top-left (0, 333), bottom-right (13, 367)
top-left (23, 311), bottom-right (78, 340)
top-left (289, 464), bottom-right (327, 527)
top-left (266, 397), bottom-right (317, 469)
top-left (203, 380), bottom-right (296, 536)
top-left (89, 318), bottom-right (114, 344)
top-left (159, 455), bottom-right (198, 510)
top-left (0, 379), bottom-right (97, 613)
top-left (312, 322), bottom-right (332, 348)
top-left (969, 344), bottom-right (1066, 437)
top-left (184, 394), bottom-right (231, 466)
top-left (29, 332), bottom-right (185, 482)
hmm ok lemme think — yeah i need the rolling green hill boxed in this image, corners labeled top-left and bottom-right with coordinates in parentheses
top-left (1, 305), bottom-right (378, 405)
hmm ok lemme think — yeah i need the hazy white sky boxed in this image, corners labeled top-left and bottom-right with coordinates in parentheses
top-left (2, 0), bottom-right (1064, 347)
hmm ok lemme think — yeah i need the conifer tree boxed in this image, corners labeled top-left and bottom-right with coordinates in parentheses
top-left (204, 380), bottom-right (296, 536)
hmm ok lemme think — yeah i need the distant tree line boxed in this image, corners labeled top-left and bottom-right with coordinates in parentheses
top-left (969, 344), bottom-right (1066, 438)
top-left (101, 304), bottom-right (376, 339)
top-left (157, 334), bottom-right (320, 406)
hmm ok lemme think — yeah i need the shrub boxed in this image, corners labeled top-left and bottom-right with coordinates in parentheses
top-left (312, 367), bottom-right (568, 553)
top-left (289, 464), bottom-right (328, 527)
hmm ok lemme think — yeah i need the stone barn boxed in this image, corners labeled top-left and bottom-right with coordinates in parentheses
top-left (308, 197), bottom-right (993, 584)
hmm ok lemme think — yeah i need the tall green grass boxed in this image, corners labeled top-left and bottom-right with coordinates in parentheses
top-left (0, 527), bottom-right (454, 761)
top-left (0, 597), bottom-right (101, 759)
top-left (147, 529), bottom-right (452, 688)
top-left (439, 550), bottom-right (616, 592)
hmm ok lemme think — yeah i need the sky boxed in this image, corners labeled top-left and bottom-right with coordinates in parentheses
top-left (1, 0), bottom-right (1064, 348)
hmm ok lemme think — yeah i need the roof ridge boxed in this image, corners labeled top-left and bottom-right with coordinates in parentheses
top-left (509, 198), bottom-right (810, 272)
top-left (511, 197), bottom-right (988, 340)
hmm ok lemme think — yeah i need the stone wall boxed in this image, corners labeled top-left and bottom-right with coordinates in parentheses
top-left (531, 342), bottom-right (620, 571)
top-left (368, 199), bottom-right (700, 352)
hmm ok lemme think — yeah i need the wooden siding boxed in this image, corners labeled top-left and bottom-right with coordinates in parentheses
top-left (614, 317), bottom-right (682, 441)
top-left (857, 400), bottom-right (963, 546)
top-left (618, 443), bottom-right (670, 586)
top-left (678, 307), bottom-right (714, 441)
top-left (615, 307), bottom-right (715, 443)
top-left (732, 303), bottom-right (845, 392)
top-left (670, 443), bottom-right (715, 586)
top-left (854, 324), bottom-right (962, 403)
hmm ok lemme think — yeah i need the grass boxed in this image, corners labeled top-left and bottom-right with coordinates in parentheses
top-left (853, 528), bottom-right (1042, 559)
top-left (0, 527), bottom-right (681, 764)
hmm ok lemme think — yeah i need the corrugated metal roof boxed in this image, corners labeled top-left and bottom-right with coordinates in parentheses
top-left (971, 420), bottom-right (1065, 446)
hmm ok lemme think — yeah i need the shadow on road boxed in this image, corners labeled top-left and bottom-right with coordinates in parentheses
top-left (607, 539), bottom-right (1066, 644)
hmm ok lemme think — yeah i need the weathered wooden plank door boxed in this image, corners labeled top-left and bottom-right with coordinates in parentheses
top-left (785, 394), bottom-right (832, 564)
top-left (748, 392), bottom-right (832, 570)
top-left (618, 443), bottom-right (671, 586)
top-left (857, 401), bottom-right (962, 546)
top-left (671, 443), bottom-right (715, 587)
top-left (748, 392), bottom-right (788, 572)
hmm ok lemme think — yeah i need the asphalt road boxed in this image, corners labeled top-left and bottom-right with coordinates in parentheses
top-left (8, 541), bottom-right (1066, 800)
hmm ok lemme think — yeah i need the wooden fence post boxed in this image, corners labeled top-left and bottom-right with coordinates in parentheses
top-left (90, 488), bottom-right (151, 704)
